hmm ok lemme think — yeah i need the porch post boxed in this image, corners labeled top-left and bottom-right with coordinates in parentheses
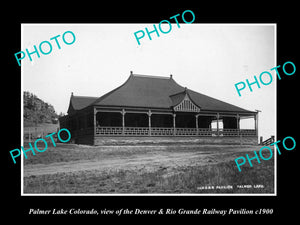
top-left (236, 114), bottom-right (240, 136)
top-left (195, 114), bottom-right (199, 135)
top-left (148, 110), bottom-right (152, 136)
top-left (254, 110), bottom-right (261, 140)
top-left (216, 113), bottom-right (220, 136)
top-left (93, 108), bottom-right (97, 135)
top-left (254, 113), bottom-right (258, 136)
top-left (121, 109), bottom-right (126, 135)
top-left (173, 113), bottom-right (176, 136)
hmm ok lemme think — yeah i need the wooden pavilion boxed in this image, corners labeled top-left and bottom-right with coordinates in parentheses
top-left (59, 72), bottom-right (258, 145)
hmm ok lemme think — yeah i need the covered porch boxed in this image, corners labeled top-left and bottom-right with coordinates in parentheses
top-left (93, 108), bottom-right (257, 137)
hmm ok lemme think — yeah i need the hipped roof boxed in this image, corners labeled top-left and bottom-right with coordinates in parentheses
top-left (67, 95), bottom-right (98, 115)
top-left (68, 74), bottom-right (255, 114)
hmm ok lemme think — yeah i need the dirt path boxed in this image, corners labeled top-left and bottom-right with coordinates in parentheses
top-left (23, 147), bottom-right (252, 177)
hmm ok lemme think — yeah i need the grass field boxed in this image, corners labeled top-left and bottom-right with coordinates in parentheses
top-left (23, 143), bottom-right (275, 194)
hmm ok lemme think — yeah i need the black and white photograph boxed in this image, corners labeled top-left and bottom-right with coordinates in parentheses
top-left (4, 4), bottom-right (298, 220)
top-left (21, 23), bottom-right (276, 195)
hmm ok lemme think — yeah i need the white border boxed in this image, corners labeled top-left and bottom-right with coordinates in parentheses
top-left (274, 23), bottom-right (277, 196)
top-left (21, 24), bottom-right (24, 195)
top-left (21, 23), bottom-right (277, 197)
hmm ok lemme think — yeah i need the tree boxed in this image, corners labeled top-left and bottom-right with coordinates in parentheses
top-left (23, 91), bottom-right (58, 125)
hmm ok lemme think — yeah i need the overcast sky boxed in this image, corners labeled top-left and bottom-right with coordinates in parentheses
top-left (22, 24), bottom-right (275, 139)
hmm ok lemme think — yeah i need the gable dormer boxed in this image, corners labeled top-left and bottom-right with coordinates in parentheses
top-left (170, 89), bottom-right (201, 112)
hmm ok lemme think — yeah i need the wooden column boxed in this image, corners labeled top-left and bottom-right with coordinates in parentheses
top-left (236, 114), bottom-right (240, 136)
top-left (195, 115), bottom-right (199, 135)
top-left (93, 108), bottom-right (97, 135)
top-left (254, 110), bottom-right (261, 141)
top-left (121, 109), bottom-right (126, 135)
top-left (216, 113), bottom-right (220, 136)
top-left (254, 113), bottom-right (258, 136)
top-left (148, 110), bottom-right (152, 136)
top-left (173, 113), bottom-right (176, 136)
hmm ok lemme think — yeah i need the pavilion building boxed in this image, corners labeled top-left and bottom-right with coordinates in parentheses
top-left (59, 72), bottom-right (258, 145)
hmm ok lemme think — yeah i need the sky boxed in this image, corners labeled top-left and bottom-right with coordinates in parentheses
top-left (22, 24), bottom-right (276, 139)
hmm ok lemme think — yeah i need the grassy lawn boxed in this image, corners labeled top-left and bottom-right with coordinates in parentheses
top-left (23, 144), bottom-right (274, 194)
top-left (23, 143), bottom-right (259, 165)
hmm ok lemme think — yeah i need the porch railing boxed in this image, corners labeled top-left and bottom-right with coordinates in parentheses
top-left (95, 126), bottom-right (256, 137)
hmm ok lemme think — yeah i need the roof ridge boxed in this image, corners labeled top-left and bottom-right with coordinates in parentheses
top-left (132, 74), bottom-right (170, 79)
top-left (72, 95), bottom-right (98, 98)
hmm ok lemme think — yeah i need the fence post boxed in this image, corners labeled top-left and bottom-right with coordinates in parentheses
top-left (271, 135), bottom-right (275, 143)
top-left (260, 136), bottom-right (263, 145)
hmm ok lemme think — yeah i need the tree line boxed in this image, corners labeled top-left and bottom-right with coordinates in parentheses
top-left (24, 91), bottom-right (58, 125)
